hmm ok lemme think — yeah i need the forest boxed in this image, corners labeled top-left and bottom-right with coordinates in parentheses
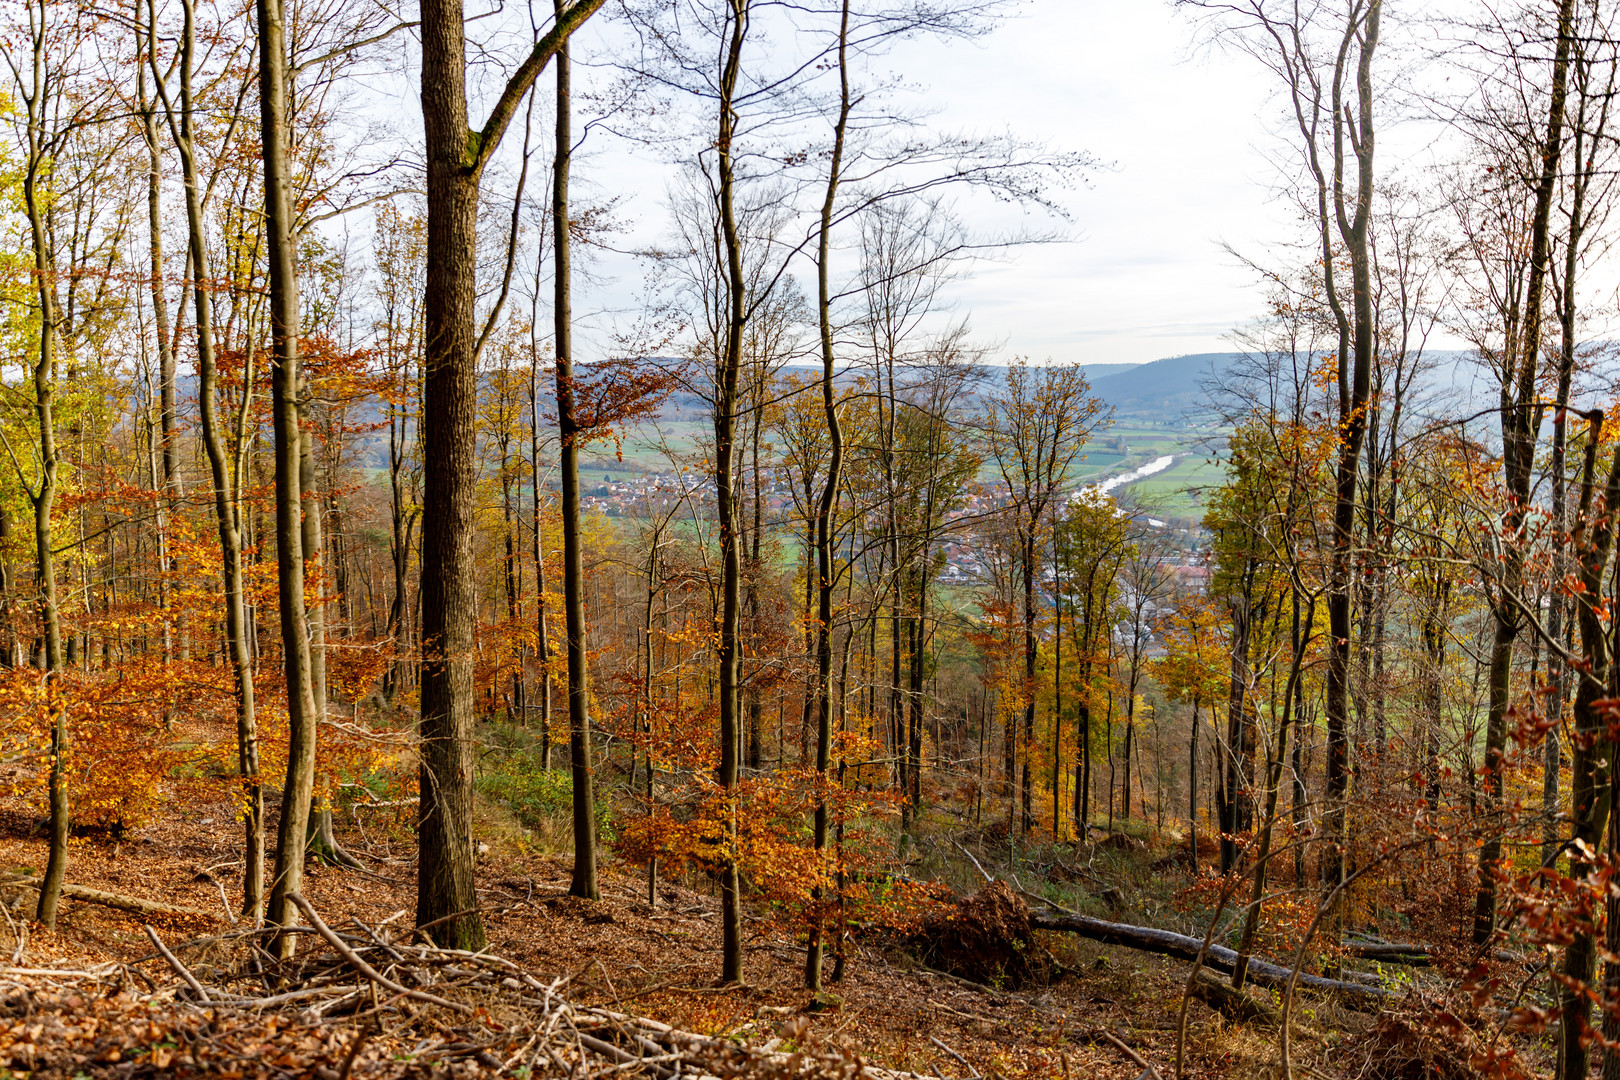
top-left (0, 0), bottom-right (1616, 1076)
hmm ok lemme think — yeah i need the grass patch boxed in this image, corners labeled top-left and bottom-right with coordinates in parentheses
top-left (477, 722), bottom-right (615, 853)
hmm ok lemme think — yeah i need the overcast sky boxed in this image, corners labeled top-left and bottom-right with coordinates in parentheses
top-left (547, 1), bottom-right (1291, 368)
top-left (881, 2), bottom-right (1287, 367)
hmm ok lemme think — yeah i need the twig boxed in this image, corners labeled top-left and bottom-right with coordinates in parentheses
top-left (1101, 1030), bottom-right (1164, 1080)
top-left (952, 841), bottom-right (995, 884)
top-left (205, 875), bottom-right (238, 927)
top-left (144, 925), bottom-right (210, 1002)
top-left (338, 1019), bottom-right (376, 1080)
top-left (287, 893), bottom-right (471, 1014)
top-left (412, 907), bottom-right (482, 941)
top-left (929, 1035), bottom-right (979, 1077)
top-left (1014, 882), bottom-right (1076, 916)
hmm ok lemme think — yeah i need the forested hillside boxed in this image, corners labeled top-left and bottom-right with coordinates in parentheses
top-left (0, 0), bottom-right (1615, 1077)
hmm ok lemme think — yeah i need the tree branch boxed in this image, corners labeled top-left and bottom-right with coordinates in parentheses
top-left (470, 0), bottom-right (605, 177)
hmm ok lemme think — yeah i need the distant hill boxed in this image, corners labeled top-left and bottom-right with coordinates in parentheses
top-left (1076, 362), bottom-right (1141, 382)
top-left (1087, 353), bottom-right (1242, 420)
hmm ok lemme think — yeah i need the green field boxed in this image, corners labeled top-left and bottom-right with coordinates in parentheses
top-left (1076, 423), bottom-right (1224, 522)
top-left (580, 421), bottom-right (709, 477)
top-left (584, 418), bottom-right (1225, 524)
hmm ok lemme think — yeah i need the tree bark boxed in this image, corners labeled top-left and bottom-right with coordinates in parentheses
top-left (552, 11), bottom-right (598, 902)
top-left (164, 0), bottom-right (262, 920)
top-left (415, 0), bottom-right (600, 951)
top-left (712, 0), bottom-right (750, 984)
top-left (18, 41), bottom-right (65, 927)
top-left (1558, 411), bottom-right (1617, 1079)
top-left (804, 0), bottom-right (850, 993)
top-left (258, 0), bottom-right (320, 956)
top-left (1321, 0), bottom-right (1381, 950)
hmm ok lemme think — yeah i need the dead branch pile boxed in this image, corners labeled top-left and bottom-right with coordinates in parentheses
top-left (910, 881), bottom-right (1047, 988)
top-left (0, 894), bottom-right (928, 1079)
top-left (1341, 1006), bottom-right (1487, 1080)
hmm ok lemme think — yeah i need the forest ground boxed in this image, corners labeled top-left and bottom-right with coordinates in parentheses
top-left (0, 748), bottom-right (1501, 1079)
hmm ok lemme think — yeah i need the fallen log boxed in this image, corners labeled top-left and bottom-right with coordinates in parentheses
top-left (1342, 939), bottom-right (1523, 966)
top-left (1344, 941), bottom-right (1430, 965)
top-left (2, 875), bottom-right (212, 921)
top-left (1028, 910), bottom-right (1394, 1005)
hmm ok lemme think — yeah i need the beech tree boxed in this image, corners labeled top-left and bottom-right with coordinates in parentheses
top-left (0, 0), bottom-right (114, 928)
top-left (415, 0), bottom-right (605, 948)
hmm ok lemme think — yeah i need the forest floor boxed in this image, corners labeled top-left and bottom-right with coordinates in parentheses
top-left (0, 767), bottom-right (1513, 1079)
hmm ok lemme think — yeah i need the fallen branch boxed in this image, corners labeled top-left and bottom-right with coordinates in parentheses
top-left (143, 925), bottom-right (210, 1003)
top-left (952, 841), bottom-right (995, 885)
top-left (1029, 910), bottom-right (1393, 1005)
top-left (3, 876), bottom-right (212, 921)
top-left (1344, 941), bottom-right (1430, 965)
top-left (287, 893), bottom-right (471, 1014)
top-left (1099, 1029), bottom-right (1164, 1080)
top-left (1340, 937), bottom-right (1518, 966)
top-left (929, 1035), bottom-right (978, 1077)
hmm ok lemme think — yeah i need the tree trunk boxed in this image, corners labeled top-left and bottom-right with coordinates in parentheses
top-left (1480, 0), bottom-right (1574, 951)
top-left (414, 0), bottom-right (599, 955)
top-left (137, 0), bottom-right (180, 674)
top-left (1233, 593), bottom-right (1311, 989)
top-left (553, 16), bottom-right (598, 902)
top-left (712, 0), bottom-right (749, 985)
top-left (169, 0), bottom-right (261, 919)
top-left (1189, 696), bottom-right (1199, 873)
top-left (1020, 533), bottom-right (1037, 833)
top-left (1558, 413), bottom-right (1617, 1080)
top-left (1220, 593), bottom-right (1254, 873)
top-left (804, 0), bottom-right (850, 992)
top-left (259, 0), bottom-right (321, 955)
top-left (1321, 0), bottom-right (1382, 950)
top-left (20, 94), bottom-right (65, 931)
top-left (1052, 575), bottom-right (1063, 838)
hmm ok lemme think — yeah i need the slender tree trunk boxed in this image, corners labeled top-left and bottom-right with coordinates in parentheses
top-left (1480, 0), bottom-right (1574, 950)
top-left (167, 0), bottom-right (262, 919)
top-left (1552, 412), bottom-right (1619, 1079)
top-left (711, 0), bottom-right (750, 984)
top-left (553, 17), bottom-right (598, 901)
top-left (1189, 695), bottom-right (1199, 873)
top-left (298, 391), bottom-right (327, 709)
top-left (1220, 592), bottom-right (1254, 873)
top-left (1233, 593), bottom-right (1312, 989)
top-left (1321, 0), bottom-right (1382, 949)
top-left (20, 83), bottom-right (65, 929)
top-left (1020, 533), bottom-right (1037, 832)
top-left (0, 509), bottom-right (14, 669)
top-left (1052, 579), bottom-right (1063, 837)
top-left (804, 0), bottom-right (850, 992)
top-left (137, 0), bottom-right (180, 673)
top-left (384, 394), bottom-right (414, 701)
top-left (258, 0), bottom-right (321, 955)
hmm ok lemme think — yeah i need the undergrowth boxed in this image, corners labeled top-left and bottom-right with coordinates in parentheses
top-left (477, 722), bottom-right (616, 851)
